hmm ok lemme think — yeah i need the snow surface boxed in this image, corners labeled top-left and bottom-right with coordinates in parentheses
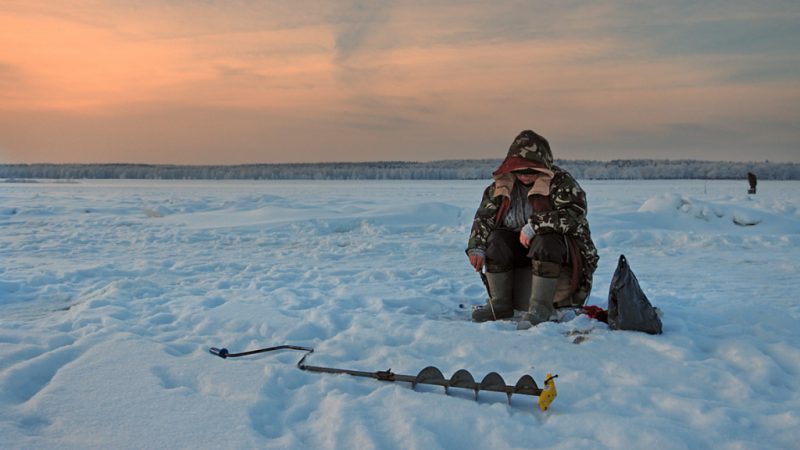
top-left (1, 179), bottom-right (798, 450)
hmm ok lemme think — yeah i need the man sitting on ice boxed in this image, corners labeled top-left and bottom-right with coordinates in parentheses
top-left (466, 130), bottom-right (599, 328)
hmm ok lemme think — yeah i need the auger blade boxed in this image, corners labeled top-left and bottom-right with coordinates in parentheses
top-left (413, 366), bottom-right (447, 392)
top-left (449, 369), bottom-right (478, 399)
top-left (479, 372), bottom-right (511, 403)
top-left (513, 374), bottom-right (540, 396)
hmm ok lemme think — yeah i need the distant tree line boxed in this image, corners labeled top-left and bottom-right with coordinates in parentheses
top-left (1, 159), bottom-right (798, 180)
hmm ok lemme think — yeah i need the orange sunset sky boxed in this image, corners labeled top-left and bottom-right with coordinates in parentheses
top-left (1, 1), bottom-right (798, 164)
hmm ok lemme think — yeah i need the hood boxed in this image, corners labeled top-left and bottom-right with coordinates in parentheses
top-left (492, 130), bottom-right (555, 197)
top-left (493, 130), bottom-right (554, 177)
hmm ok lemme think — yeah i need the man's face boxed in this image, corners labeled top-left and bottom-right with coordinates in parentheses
top-left (514, 172), bottom-right (540, 185)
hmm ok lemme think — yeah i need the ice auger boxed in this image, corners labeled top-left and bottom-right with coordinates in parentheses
top-left (209, 344), bottom-right (558, 411)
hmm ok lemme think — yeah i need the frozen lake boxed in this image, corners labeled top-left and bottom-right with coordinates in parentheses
top-left (1, 179), bottom-right (799, 449)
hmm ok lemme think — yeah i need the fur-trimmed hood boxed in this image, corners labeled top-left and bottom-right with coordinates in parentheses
top-left (492, 130), bottom-right (555, 198)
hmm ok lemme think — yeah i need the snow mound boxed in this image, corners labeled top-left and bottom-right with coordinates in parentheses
top-left (638, 193), bottom-right (768, 228)
top-left (143, 206), bottom-right (172, 218)
top-left (731, 212), bottom-right (762, 226)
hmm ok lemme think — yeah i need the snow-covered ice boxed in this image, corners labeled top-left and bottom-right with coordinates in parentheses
top-left (1, 179), bottom-right (798, 449)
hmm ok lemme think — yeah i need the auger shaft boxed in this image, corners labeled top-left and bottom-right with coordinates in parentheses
top-left (299, 363), bottom-right (541, 396)
top-left (210, 344), bottom-right (558, 411)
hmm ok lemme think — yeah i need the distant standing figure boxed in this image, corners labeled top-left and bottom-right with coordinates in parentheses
top-left (466, 130), bottom-right (599, 327)
top-left (747, 172), bottom-right (757, 194)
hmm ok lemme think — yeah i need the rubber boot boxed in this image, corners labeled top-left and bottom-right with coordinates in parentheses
top-left (517, 274), bottom-right (558, 330)
top-left (472, 271), bottom-right (514, 322)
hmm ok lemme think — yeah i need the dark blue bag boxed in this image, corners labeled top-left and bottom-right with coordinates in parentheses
top-left (608, 255), bottom-right (662, 334)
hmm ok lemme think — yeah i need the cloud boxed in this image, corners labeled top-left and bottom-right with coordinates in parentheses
top-left (0, 61), bottom-right (22, 86)
top-left (331, 0), bottom-right (391, 63)
top-left (0, 1), bottom-right (798, 163)
top-left (568, 117), bottom-right (800, 162)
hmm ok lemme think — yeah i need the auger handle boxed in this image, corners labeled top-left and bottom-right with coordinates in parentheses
top-left (209, 345), bottom-right (314, 359)
top-left (209, 347), bottom-right (230, 358)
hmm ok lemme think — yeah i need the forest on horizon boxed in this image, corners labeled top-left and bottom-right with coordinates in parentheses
top-left (1, 159), bottom-right (797, 180)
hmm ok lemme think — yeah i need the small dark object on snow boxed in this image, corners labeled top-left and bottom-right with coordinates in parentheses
top-left (581, 305), bottom-right (608, 323)
top-left (607, 255), bottom-right (662, 334)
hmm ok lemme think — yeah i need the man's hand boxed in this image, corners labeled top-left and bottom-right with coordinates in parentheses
top-left (520, 223), bottom-right (535, 248)
top-left (468, 253), bottom-right (485, 272)
top-left (519, 230), bottom-right (531, 248)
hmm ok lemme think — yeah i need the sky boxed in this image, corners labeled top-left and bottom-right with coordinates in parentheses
top-left (0, 0), bottom-right (798, 164)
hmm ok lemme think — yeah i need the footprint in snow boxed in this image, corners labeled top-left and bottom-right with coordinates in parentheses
top-left (0, 345), bottom-right (84, 405)
top-left (201, 297), bottom-right (226, 309)
top-left (151, 366), bottom-right (197, 393)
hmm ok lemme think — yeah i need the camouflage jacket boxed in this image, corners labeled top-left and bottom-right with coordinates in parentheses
top-left (467, 166), bottom-right (599, 299)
